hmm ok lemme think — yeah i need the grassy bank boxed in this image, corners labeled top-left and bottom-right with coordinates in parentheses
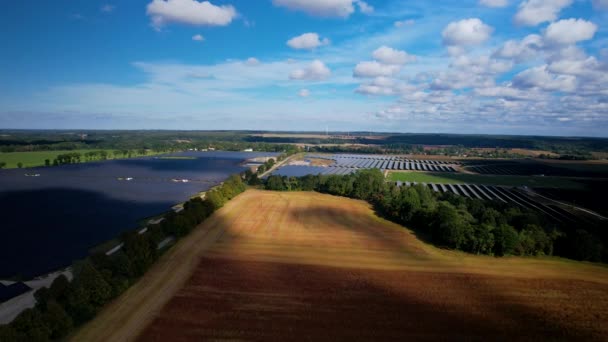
top-left (0, 150), bottom-right (166, 169)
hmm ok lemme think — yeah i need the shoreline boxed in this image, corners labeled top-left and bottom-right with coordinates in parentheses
top-left (0, 152), bottom-right (273, 323)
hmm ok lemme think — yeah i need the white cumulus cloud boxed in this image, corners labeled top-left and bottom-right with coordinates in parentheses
top-left (356, 0), bottom-right (374, 14)
top-left (593, 0), bottom-right (608, 9)
top-left (394, 19), bottom-right (415, 27)
top-left (353, 61), bottom-right (401, 78)
top-left (513, 65), bottom-right (577, 92)
top-left (355, 77), bottom-right (398, 96)
top-left (287, 33), bottom-right (330, 50)
top-left (544, 19), bottom-right (598, 45)
top-left (514, 0), bottom-right (572, 26)
top-left (298, 89), bottom-right (310, 97)
top-left (289, 60), bottom-right (331, 81)
top-left (244, 57), bottom-right (260, 66)
top-left (272, 0), bottom-right (369, 17)
top-left (101, 4), bottom-right (116, 13)
top-left (493, 34), bottom-right (543, 62)
top-left (372, 46), bottom-right (416, 65)
top-left (442, 18), bottom-right (493, 47)
top-left (147, 0), bottom-right (237, 30)
top-left (192, 34), bottom-right (204, 41)
top-left (479, 0), bottom-right (509, 7)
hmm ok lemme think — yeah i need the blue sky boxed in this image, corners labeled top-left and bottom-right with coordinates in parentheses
top-left (1, 0), bottom-right (607, 136)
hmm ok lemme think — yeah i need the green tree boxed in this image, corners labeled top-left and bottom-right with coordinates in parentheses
top-left (123, 233), bottom-right (157, 276)
top-left (0, 325), bottom-right (19, 342)
top-left (66, 285), bottom-right (96, 325)
top-left (43, 301), bottom-right (73, 339)
top-left (468, 224), bottom-right (495, 254)
top-left (34, 287), bottom-right (51, 311)
top-left (10, 308), bottom-right (51, 342)
top-left (49, 274), bottom-right (70, 302)
top-left (493, 224), bottom-right (519, 256)
top-left (351, 169), bottom-right (385, 200)
top-left (206, 189), bottom-right (226, 209)
top-left (517, 224), bottom-right (552, 256)
top-left (571, 229), bottom-right (603, 261)
top-left (266, 175), bottom-right (286, 191)
top-left (432, 201), bottom-right (472, 249)
top-left (0, 161), bottom-right (6, 168)
top-left (17, 162), bottom-right (23, 168)
top-left (243, 169), bottom-right (253, 182)
top-left (44, 159), bottom-right (51, 167)
top-left (67, 260), bottom-right (112, 322)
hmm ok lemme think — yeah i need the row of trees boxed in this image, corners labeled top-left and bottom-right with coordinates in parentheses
top-left (264, 170), bottom-right (605, 261)
top-left (242, 150), bottom-right (299, 186)
top-left (52, 153), bottom-right (83, 165)
top-left (255, 158), bottom-right (275, 175)
top-left (0, 130), bottom-right (303, 155)
top-left (0, 175), bottom-right (248, 341)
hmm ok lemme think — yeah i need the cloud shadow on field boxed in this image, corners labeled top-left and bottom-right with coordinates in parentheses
top-left (137, 191), bottom-right (607, 341)
top-left (141, 255), bottom-right (603, 341)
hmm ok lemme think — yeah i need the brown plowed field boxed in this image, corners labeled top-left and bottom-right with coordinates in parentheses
top-left (73, 190), bottom-right (608, 341)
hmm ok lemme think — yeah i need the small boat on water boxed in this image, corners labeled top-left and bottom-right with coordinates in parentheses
top-left (24, 173), bottom-right (41, 177)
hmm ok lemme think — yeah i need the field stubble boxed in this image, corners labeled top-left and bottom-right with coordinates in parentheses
top-left (74, 190), bottom-right (608, 341)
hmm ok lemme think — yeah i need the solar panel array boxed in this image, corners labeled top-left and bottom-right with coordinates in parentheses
top-left (394, 182), bottom-right (577, 223)
top-left (308, 154), bottom-right (459, 172)
top-left (271, 154), bottom-right (461, 177)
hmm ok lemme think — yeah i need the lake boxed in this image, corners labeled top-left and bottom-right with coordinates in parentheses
top-left (0, 151), bottom-right (278, 278)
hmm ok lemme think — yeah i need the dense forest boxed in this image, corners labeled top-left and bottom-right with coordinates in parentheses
top-left (0, 130), bottom-right (299, 154)
top-left (263, 170), bottom-right (606, 262)
top-left (249, 133), bottom-right (608, 157)
top-left (1, 130), bottom-right (606, 158)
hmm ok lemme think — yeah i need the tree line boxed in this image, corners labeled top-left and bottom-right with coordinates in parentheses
top-left (0, 174), bottom-right (248, 341)
top-left (263, 169), bottom-right (605, 262)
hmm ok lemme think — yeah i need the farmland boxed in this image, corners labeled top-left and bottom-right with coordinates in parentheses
top-left (0, 150), bottom-right (164, 169)
top-left (387, 171), bottom-right (586, 189)
top-left (74, 190), bottom-right (608, 341)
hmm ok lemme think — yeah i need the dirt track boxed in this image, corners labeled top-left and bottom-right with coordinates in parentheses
top-left (73, 190), bottom-right (608, 341)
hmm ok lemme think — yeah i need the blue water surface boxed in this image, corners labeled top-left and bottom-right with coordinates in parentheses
top-left (0, 151), bottom-right (277, 278)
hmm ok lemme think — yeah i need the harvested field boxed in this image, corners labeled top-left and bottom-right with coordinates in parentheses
top-left (141, 259), bottom-right (608, 341)
top-left (75, 190), bottom-right (608, 341)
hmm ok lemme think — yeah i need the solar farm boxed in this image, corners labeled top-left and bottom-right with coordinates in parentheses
top-left (268, 153), bottom-right (605, 224)
top-left (463, 160), bottom-right (608, 178)
top-left (272, 154), bottom-right (460, 177)
top-left (394, 181), bottom-right (578, 223)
